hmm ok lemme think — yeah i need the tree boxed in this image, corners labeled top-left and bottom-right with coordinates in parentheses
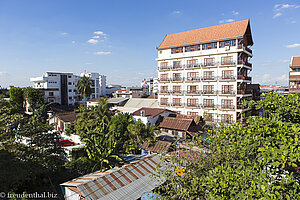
top-left (156, 92), bottom-right (300, 199)
top-left (76, 75), bottom-right (92, 106)
top-left (9, 87), bottom-right (24, 111)
top-left (23, 87), bottom-right (44, 112)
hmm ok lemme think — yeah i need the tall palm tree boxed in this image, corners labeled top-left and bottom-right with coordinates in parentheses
top-left (76, 75), bottom-right (92, 106)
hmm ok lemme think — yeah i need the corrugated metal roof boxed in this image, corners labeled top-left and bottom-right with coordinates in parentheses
top-left (61, 154), bottom-right (164, 200)
top-left (141, 140), bottom-right (172, 153)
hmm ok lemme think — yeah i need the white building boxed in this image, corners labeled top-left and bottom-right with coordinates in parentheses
top-left (30, 72), bottom-right (80, 105)
top-left (80, 72), bottom-right (106, 98)
top-left (157, 20), bottom-right (254, 123)
top-left (141, 78), bottom-right (159, 95)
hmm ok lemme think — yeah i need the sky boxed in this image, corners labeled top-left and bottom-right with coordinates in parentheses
top-left (0, 0), bottom-right (299, 88)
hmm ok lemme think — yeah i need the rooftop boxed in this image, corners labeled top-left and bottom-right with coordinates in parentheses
top-left (158, 19), bottom-right (253, 49)
top-left (132, 107), bottom-right (174, 118)
top-left (291, 56), bottom-right (300, 67)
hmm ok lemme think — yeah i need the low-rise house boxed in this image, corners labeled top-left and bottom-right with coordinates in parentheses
top-left (158, 117), bottom-right (203, 140)
top-left (115, 98), bottom-right (159, 114)
top-left (60, 154), bottom-right (163, 200)
top-left (132, 107), bottom-right (176, 125)
top-left (49, 112), bottom-right (78, 132)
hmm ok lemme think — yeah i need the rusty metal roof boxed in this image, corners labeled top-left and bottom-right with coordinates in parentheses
top-left (61, 154), bottom-right (164, 200)
top-left (141, 140), bottom-right (172, 153)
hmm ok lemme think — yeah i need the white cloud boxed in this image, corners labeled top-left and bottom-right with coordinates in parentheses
top-left (219, 19), bottom-right (235, 23)
top-left (0, 72), bottom-right (7, 76)
top-left (94, 31), bottom-right (107, 36)
top-left (286, 43), bottom-right (300, 48)
top-left (85, 62), bottom-right (93, 65)
top-left (92, 36), bottom-right (100, 39)
top-left (273, 13), bottom-right (283, 18)
top-left (60, 32), bottom-right (69, 36)
top-left (94, 51), bottom-right (111, 55)
top-left (274, 74), bottom-right (287, 82)
top-left (72, 41), bottom-right (76, 44)
top-left (278, 59), bottom-right (290, 63)
top-left (87, 39), bottom-right (99, 44)
top-left (232, 11), bottom-right (239, 16)
top-left (274, 4), bottom-right (300, 11)
top-left (171, 10), bottom-right (181, 15)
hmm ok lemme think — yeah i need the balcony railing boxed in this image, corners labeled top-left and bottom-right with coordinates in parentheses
top-left (171, 90), bottom-right (184, 95)
top-left (171, 103), bottom-right (184, 107)
top-left (158, 78), bottom-right (170, 82)
top-left (185, 64), bottom-right (202, 69)
top-left (159, 102), bottom-right (168, 106)
top-left (237, 45), bottom-right (252, 54)
top-left (185, 77), bottom-right (201, 82)
top-left (186, 103), bottom-right (201, 108)
top-left (203, 62), bottom-right (217, 67)
top-left (237, 60), bottom-right (252, 68)
top-left (220, 61), bottom-right (236, 66)
top-left (158, 66), bottom-right (169, 70)
top-left (237, 90), bottom-right (252, 95)
top-left (158, 90), bottom-right (169, 94)
top-left (245, 46), bottom-right (252, 54)
top-left (220, 105), bottom-right (235, 110)
top-left (203, 104), bottom-right (216, 109)
top-left (172, 77), bottom-right (184, 82)
top-left (237, 75), bottom-right (252, 81)
top-left (202, 90), bottom-right (216, 95)
top-left (186, 90), bottom-right (201, 95)
top-left (202, 76), bottom-right (217, 81)
top-left (221, 90), bottom-right (236, 95)
top-left (220, 76), bottom-right (236, 81)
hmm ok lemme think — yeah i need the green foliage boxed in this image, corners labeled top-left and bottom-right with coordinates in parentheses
top-left (72, 98), bottom-right (155, 173)
top-left (76, 75), bottom-right (92, 105)
top-left (157, 93), bottom-right (300, 199)
top-left (9, 87), bottom-right (24, 111)
top-left (23, 87), bottom-right (44, 112)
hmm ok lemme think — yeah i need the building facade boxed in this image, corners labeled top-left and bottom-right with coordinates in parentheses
top-left (30, 72), bottom-right (80, 105)
top-left (80, 72), bottom-right (107, 98)
top-left (289, 56), bottom-right (300, 93)
top-left (157, 20), bottom-right (254, 123)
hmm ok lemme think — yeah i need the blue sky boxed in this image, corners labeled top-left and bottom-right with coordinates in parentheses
top-left (0, 0), bottom-right (299, 88)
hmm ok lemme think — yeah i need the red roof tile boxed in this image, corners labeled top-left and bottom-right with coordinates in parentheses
top-left (132, 107), bottom-right (174, 118)
top-left (158, 117), bottom-right (193, 131)
top-left (291, 56), bottom-right (300, 67)
top-left (158, 19), bottom-right (252, 49)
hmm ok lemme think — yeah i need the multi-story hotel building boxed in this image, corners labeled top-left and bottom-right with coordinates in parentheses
top-left (157, 20), bottom-right (253, 123)
top-left (289, 56), bottom-right (300, 94)
top-left (30, 72), bottom-right (81, 105)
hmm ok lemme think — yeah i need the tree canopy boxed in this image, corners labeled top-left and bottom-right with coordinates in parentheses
top-left (156, 92), bottom-right (300, 199)
top-left (9, 87), bottom-right (24, 111)
top-left (76, 75), bottom-right (92, 105)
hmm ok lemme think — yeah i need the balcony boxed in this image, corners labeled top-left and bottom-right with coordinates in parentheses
top-left (220, 90), bottom-right (236, 95)
top-left (170, 65), bottom-right (184, 70)
top-left (220, 76), bottom-right (236, 81)
top-left (237, 90), bottom-right (252, 95)
top-left (159, 90), bottom-right (169, 94)
top-left (172, 77), bottom-right (184, 82)
top-left (203, 90), bottom-right (216, 95)
top-left (171, 90), bottom-right (184, 95)
top-left (186, 90), bottom-right (201, 95)
top-left (237, 60), bottom-right (252, 68)
top-left (237, 45), bottom-right (252, 55)
top-left (220, 105), bottom-right (235, 110)
top-left (158, 78), bottom-right (170, 82)
top-left (158, 66), bottom-right (170, 70)
top-left (203, 104), bottom-right (216, 109)
top-left (185, 77), bottom-right (201, 82)
top-left (202, 76), bottom-right (217, 81)
top-left (203, 62), bottom-right (217, 67)
top-left (186, 103), bottom-right (201, 108)
top-left (185, 64), bottom-right (202, 69)
top-left (237, 75), bottom-right (251, 81)
top-left (289, 88), bottom-right (300, 93)
top-left (220, 61), bottom-right (236, 66)
top-left (171, 103), bottom-right (184, 107)
top-left (159, 102), bottom-right (169, 106)
top-left (245, 46), bottom-right (252, 54)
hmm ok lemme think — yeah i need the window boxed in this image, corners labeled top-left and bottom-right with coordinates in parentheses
top-left (187, 85), bottom-right (198, 94)
top-left (187, 72), bottom-right (199, 81)
top-left (68, 89), bottom-right (72, 92)
top-left (203, 99), bottom-right (214, 107)
top-left (203, 85), bottom-right (214, 94)
top-left (69, 96), bottom-right (72, 100)
top-left (222, 70), bottom-right (234, 79)
top-left (173, 86), bottom-right (181, 93)
top-left (205, 113), bottom-right (214, 121)
top-left (173, 73), bottom-right (182, 81)
top-left (185, 44), bottom-right (201, 52)
top-left (160, 98), bottom-right (168, 105)
top-left (187, 98), bottom-right (198, 106)
top-left (160, 86), bottom-right (168, 93)
top-left (221, 114), bottom-right (233, 123)
top-left (203, 71), bottom-right (215, 80)
top-left (49, 92), bottom-right (54, 96)
top-left (219, 39), bottom-right (236, 48)
top-left (68, 82), bottom-right (72, 85)
top-left (173, 61), bottom-right (181, 69)
top-left (68, 75), bottom-right (72, 78)
top-left (221, 99), bottom-right (233, 109)
top-left (173, 98), bottom-right (181, 106)
top-left (202, 42), bottom-right (217, 50)
top-left (204, 58), bottom-right (215, 66)
top-left (160, 74), bottom-right (168, 81)
top-left (171, 47), bottom-right (183, 54)
top-left (221, 56), bottom-right (234, 65)
top-left (187, 59), bottom-right (198, 68)
top-left (222, 85), bottom-right (234, 94)
top-left (187, 111), bottom-right (198, 116)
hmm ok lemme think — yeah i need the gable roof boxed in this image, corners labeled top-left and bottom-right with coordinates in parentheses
top-left (158, 19), bottom-right (253, 49)
top-left (291, 56), bottom-right (300, 67)
top-left (158, 117), bottom-right (193, 131)
top-left (132, 107), bottom-right (174, 118)
top-left (141, 140), bottom-right (172, 153)
top-left (60, 154), bottom-right (163, 200)
top-left (56, 112), bottom-right (78, 123)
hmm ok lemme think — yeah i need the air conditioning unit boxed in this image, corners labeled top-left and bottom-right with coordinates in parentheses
top-left (225, 46), bottom-right (230, 51)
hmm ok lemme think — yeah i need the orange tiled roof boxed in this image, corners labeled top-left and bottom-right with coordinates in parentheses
top-left (158, 19), bottom-right (252, 49)
top-left (291, 56), bottom-right (300, 67)
top-left (132, 107), bottom-right (174, 118)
